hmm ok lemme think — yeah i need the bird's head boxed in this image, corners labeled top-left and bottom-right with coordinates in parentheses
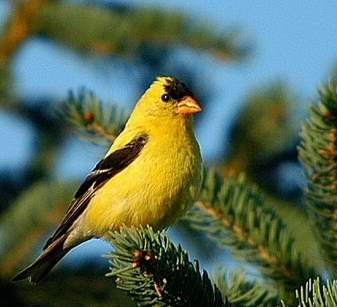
top-left (131, 77), bottom-right (202, 123)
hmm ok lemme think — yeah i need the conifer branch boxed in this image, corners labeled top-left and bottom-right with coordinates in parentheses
top-left (60, 89), bottom-right (126, 144)
top-left (106, 225), bottom-right (226, 307)
top-left (36, 3), bottom-right (248, 61)
top-left (281, 278), bottom-right (337, 307)
top-left (184, 171), bottom-right (315, 291)
top-left (215, 270), bottom-right (279, 306)
top-left (299, 82), bottom-right (337, 272)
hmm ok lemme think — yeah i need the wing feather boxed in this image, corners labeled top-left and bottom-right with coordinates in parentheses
top-left (43, 134), bottom-right (148, 249)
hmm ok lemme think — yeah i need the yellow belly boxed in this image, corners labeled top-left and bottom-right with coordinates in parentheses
top-left (81, 134), bottom-right (202, 236)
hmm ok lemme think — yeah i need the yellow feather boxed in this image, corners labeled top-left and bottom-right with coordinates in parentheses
top-left (81, 77), bottom-right (203, 236)
top-left (12, 76), bottom-right (203, 282)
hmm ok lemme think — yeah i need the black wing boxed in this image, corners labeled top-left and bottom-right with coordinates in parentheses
top-left (44, 134), bottom-right (148, 249)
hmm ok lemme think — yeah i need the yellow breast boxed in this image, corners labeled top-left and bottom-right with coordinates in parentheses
top-left (82, 118), bottom-right (202, 236)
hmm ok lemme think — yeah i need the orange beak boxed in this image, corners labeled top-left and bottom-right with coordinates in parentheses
top-left (177, 96), bottom-right (202, 115)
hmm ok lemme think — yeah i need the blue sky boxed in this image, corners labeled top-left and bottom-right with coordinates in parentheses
top-left (1, 0), bottom-right (337, 267)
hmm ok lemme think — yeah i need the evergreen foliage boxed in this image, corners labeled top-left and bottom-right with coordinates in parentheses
top-left (299, 82), bottom-right (337, 272)
top-left (61, 89), bottom-right (126, 144)
top-left (214, 270), bottom-right (279, 306)
top-left (36, 2), bottom-right (248, 61)
top-left (281, 278), bottom-right (337, 307)
top-left (184, 171), bottom-right (315, 296)
top-left (107, 226), bottom-right (226, 307)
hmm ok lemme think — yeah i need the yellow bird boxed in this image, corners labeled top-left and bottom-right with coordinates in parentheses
top-left (13, 76), bottom-right (203, 283)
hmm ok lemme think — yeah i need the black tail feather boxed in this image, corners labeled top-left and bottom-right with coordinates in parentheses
top-left (12, 235), bottom-right (69, 283)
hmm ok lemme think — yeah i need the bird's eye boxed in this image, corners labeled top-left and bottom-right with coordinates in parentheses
top-left (161, 94), bottom-right (170, 102)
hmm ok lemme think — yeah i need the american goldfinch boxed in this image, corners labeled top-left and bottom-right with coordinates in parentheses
top-left (13, 76), bottom-right (203, 283)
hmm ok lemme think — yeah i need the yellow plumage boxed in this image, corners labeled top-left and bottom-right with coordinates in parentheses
top-left (84, 114), bottom-right (201, 234)
top-left (13, 76), bottom-right (203, 282)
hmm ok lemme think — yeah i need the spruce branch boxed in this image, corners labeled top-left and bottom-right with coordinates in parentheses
top-left (184, 170), bottom-right (315, 291)
top-left (36, 3), bottom-right (248, 61)
top-left (106, 225), bottom-right (226, 307)
top-left (215, 270), bottom-right (279, 306)
top-left (299, 82), bottom-right (337, 271)
top-left (60, 89), bottom-right (126, 144)
top-left (281, 278), bottom-right (337, 307)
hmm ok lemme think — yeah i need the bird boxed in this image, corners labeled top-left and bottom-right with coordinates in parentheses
top-left (12, 76), bottom-right (203, 283)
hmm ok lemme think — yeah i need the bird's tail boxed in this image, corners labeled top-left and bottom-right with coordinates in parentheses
top-left (12, 234), bottom-right (69, 283)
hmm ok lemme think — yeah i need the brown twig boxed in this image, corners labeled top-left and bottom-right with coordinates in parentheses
top-left (87, 122), bottom-right (118, 142)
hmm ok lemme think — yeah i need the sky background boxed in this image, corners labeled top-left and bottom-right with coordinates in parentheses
top-left (1, 0), bottom-right (337, 267)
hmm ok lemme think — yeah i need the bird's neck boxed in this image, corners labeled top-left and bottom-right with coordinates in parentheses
top-left (127, 113), bottom-right (194, 139)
